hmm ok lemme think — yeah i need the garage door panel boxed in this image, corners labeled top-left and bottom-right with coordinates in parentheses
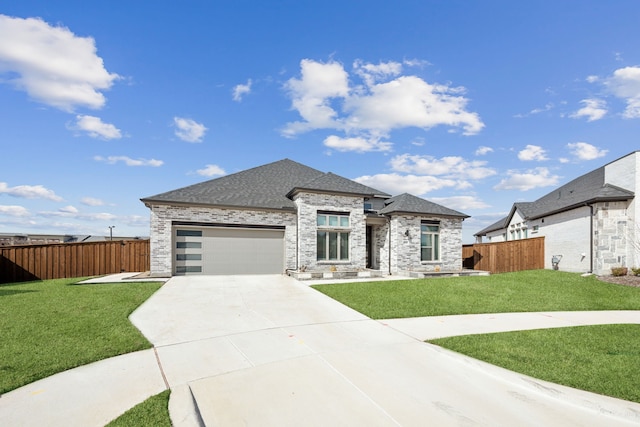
top-left (174, 227), bottom-right (284, 275)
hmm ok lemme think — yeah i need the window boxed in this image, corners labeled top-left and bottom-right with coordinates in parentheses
top-left (317, 212), bottom-right (350, 261)
top-left (176, 253), bottom-right (202, 261)
top-left (421, 222), bottom-right (440, 261)
top-left (176, 241), bottom-right (202, 249)
top-left (176, 229), bottom-right (202, 237)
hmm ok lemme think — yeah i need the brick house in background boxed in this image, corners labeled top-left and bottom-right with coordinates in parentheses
top-left (141, 159), bottom-right (469, 278)
top-left (475, 151), bottom-right (639, 275)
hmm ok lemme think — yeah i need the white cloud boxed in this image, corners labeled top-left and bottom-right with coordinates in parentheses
top-left (514, 103), bottom-right (554, 118)
top-left (0, 205), bottom-right (30, 216)
top-left (586, 75), bottom-right (599, 83)
top-left (566, 142), bottom-right (608, 161)
top-left (570, 98), bottom-right (607, 122)
top-left (59, 205), bottom-right (78, 214)
top-left (196, 164), bottom-right (226, 177)
top-left (71, 115), bottom-right (122, 139)
top-left (494, 167), bottom-right (561, 191)
top-left (605, 66), bottom-right (640, 118)
top-left (475, 146), bottom-right (494, 156)
top-left (355, 173), bottom-right (460, 196)
top-left (323, 135), bottom-right (392, 153)
top-left (282, 58), bottom-right (483, 148)
top-left (518, 145), bottom-right (548, 161)
top-left (0, 15), bottom-right (119, 111)
top-left (430, 195), bottom-right (490, 210)
top-left (0, 182), bottom-right (63, 201)
top-left (390, 154), bottom-right (497, 180)
top-left (81, 197), bottom-right (105, 206)
top-left (173, 117), bottom-right (207, 143)
top-left (94, 155), bottom-right (163, 167)
top-left (232, 79), bottom-right (252, 102)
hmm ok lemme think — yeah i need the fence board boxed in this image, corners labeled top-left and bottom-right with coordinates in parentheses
top-left (462, 237), bottom-right (545, 274)
top-left (0, 240), bottom-right (150, 283)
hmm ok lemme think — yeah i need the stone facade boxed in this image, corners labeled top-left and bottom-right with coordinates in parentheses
top-left (293, 192), bottom-right (367, 272)
top-left (148, 203), bottom-right (297, 276)
top-left (389, 214), bottom-right (464, 274)
top-left (593, 201), bottom-right (630, 274)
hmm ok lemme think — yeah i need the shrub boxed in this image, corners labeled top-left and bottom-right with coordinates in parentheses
top-left (632, 267), bottom-right (640, 277)
top-left (611, 267), bottom-right (628, 277)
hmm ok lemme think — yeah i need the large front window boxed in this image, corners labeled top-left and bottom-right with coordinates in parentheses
top-left (421, 222), bottom-right (440, 261)
top-left (317, 212), bottom-right (350, 261)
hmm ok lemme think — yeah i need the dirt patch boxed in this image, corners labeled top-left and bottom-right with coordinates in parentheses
top-left (597, 274), bottom-right (640, 288)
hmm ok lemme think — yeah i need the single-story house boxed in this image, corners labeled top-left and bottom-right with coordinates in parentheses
top-left (141, 158), bottom-right (469, 277)
top-left (474, 150), bottom-right (639, 275)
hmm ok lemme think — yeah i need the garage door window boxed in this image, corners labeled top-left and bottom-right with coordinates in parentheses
top-left (175, 229), bottom-right (203, 275)
top-left (317, 212), bottom-right (350, 261)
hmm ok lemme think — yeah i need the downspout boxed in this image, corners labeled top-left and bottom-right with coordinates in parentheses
top-left (387, 215), bottom-right (392, 275)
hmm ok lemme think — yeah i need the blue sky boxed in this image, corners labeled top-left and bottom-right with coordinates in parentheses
top-left (1, 1), bottom-right (640, 243)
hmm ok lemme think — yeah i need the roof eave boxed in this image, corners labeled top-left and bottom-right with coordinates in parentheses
top-left (140, 198), bottom-right (297, 212)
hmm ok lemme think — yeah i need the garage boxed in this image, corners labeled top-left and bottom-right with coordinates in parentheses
top-left (174, 226), bottom-right (285, 275)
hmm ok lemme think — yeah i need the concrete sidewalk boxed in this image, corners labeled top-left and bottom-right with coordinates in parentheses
top-left (2, 274), bottom-right (640, 426)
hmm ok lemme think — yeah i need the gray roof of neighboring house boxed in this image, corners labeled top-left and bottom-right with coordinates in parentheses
top-left (474, 165), bottom-right (635, 236)
top-left (379, 193), bottom-right (470, 218)
top-left (141, 158), bottom-right (389, 211)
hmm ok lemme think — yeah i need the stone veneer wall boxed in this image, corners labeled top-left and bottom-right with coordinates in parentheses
top-left (389, 214), bottom-right (464, 273)
top-left (294, 192), bottom-right (366, 272)
top-left (593, 201), bottom-right (630, 275)
top-left (148, 204), bottom-right (297, 276)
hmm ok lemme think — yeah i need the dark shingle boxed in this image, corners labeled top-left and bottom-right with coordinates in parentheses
top-left (141, 158), bottom-right (389, 210)
top-left (379, 193), bottom-right (469, 218)
top-left (141, 159), bottom-right (325, 210)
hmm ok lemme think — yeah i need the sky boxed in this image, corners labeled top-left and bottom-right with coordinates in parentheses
top-left (1, 1), bottom-right (640, 243)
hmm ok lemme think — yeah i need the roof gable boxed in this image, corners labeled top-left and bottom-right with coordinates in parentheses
top-left (379, 193), bottom-right (469, 218)
top-left (289, 172), bottom-right (390, 198)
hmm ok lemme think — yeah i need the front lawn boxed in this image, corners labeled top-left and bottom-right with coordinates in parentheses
top-left (429, 324), bottom-right (640, 404)
top-left (312, 270), bottom-right (640, 319)
top-left (106, 390), bottom-right (172, 427)
top-left (0, 277), bottom-right (163, 394)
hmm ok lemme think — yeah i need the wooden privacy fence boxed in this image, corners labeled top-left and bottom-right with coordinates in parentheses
top-left (462, 237), bottom-right (545, 274)
top-left (0, 239), bottom-right (150, 284)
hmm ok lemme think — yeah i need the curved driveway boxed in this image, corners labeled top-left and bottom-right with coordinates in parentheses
top-left (129, 275), bottom-right (640, 426)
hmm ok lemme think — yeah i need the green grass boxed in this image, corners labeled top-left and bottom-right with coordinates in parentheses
top-left (0, 277), bottom-right (163, 394)
top-left (312, 270), bottom-right (640, 319)
top-left (105, 390), bottom-right (172, 427)
top-left (429, 324), bottom-right (640, 404)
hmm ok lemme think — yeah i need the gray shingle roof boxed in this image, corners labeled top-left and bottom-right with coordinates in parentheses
top-left (474, 164), bottom-right (635, 236)
top-left (141, 158), bottom-right (389, 210)
top-left (379, 193), bottom-right (469, 218)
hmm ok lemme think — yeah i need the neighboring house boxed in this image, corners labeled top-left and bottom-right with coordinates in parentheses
top-left (475, 151), bottom-right (640, 275)
top-left (141, 158), bottom-right (469, 277)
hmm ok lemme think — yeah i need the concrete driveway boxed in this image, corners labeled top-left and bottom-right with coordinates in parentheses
top-left (130, 275), bottom-right (640, 426)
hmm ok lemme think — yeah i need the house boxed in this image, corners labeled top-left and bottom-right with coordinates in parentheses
top-left (474, 151), bottom-right (640, 275)
top-left (141, 158), bottom-right (469, 277)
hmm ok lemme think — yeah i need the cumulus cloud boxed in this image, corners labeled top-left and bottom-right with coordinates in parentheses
top-left (355, 173), bottom-right (460, 196)
top-left (566, 142), bottom-right (608, 161)
top-left (494, 167), bottom-right (561, 191)
top-left (39, 207), bottom-right (117, 221)
top-left (390, 154), bottom-right (497, 180)
top-left (323, 135), bottom-right (392, 153)
top-left (94, 155), bottom-right (163, 167)
top-left (0, 15), bottom-right (119, 111)
top-left (518, 145), bottom-right (548, 161)
top-left (173, 117), bottom-right (207, 143)
top-left (282, 58), bottom-right (483, 151)
top-left (570, 98), bottom-right (607, 122)
top-left (475, 146), bottom-right (494, 156)
top-left (605, 66), bottom-right (640, 118)
top-left (430, 196), bottom-right (490, 210)
top-left (70, 115), bottom-right (122, 139)
top-left (0, 182), bottom-right (63, 201)
top-left (0, 205), bottom-right (30, 216)
top-left (196, 164), bottom-right (226, 177)
top-left (232, 79), bottom-right (252, 102)
top-left (81, 197), bottom-right (105, 206)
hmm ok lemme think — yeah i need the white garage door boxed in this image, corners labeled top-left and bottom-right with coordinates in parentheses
top-left (174, 227), bottom-right (285, 275)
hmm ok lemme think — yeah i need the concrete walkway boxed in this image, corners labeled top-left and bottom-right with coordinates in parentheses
top-left (1, 274), bottom-right (640, 426)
